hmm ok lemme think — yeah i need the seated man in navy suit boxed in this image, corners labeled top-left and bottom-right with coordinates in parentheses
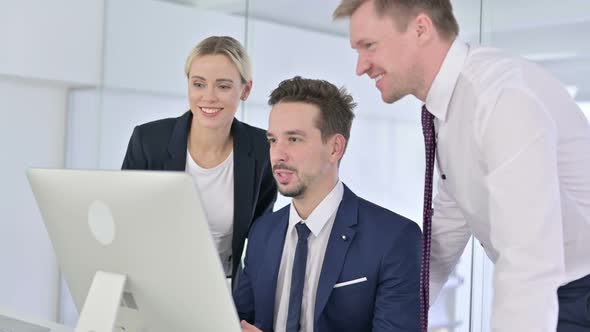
top-left (233, 76), bottom-right (421, 332)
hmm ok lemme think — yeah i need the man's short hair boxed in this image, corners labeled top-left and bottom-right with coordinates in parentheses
top-left (333, 0), bottom-right (459, 40)
top-left (268, 76), bottom-right (356, 152)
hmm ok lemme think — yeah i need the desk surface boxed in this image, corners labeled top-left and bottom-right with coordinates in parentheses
top-left (0, 306), bottom-right (72, 332)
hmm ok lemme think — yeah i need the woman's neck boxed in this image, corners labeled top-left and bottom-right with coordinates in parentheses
top-left (187, 120), bottom-right (233, 168)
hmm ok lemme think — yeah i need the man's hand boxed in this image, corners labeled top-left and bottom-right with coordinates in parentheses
top-left (241, 320), bottom-right (263, 332)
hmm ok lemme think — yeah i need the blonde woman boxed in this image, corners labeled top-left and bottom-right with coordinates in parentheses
top-left (122, 36), bottom-right (277, 284)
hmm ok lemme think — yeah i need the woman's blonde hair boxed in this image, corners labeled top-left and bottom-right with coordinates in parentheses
top-left (184, 36), bottom-right (252, 84)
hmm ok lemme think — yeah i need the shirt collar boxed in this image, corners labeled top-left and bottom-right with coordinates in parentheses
top-left (288, 181), bottom-right (344, 237)
top-left (425, 38), bottom-right (469, 122)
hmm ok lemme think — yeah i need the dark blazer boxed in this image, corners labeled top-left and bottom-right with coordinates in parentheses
top-left (122, 111), bottom-right (277, 280)
top-left (233, 184), bottom-right (421, 332)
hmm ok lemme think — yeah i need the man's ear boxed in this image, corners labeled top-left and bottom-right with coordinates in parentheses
top-left (413, 13), bottom-right (434, 44)
top-left (330, 133), bottom-right (347, 163)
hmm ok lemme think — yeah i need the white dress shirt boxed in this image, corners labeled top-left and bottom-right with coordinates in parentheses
top-left (186, 149), bottom-right (234, 276)
top-left (426, 39), bottom-right (590, 332)
top-left (274, 181), bottom-right (344, 332)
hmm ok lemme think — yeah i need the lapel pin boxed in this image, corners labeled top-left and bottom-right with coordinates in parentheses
top-left (341, 235), bottom-right (348, 241)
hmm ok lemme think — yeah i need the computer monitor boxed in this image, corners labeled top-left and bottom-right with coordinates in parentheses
top-left (26, 168), bottom-right (241, 332)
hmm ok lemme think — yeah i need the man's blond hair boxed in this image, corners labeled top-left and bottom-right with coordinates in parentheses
top-left (333, 0), bottom-right (459, 40)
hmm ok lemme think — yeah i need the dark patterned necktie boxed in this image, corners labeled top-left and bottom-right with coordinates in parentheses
top-left (286, 222), bottom-right (311, 332)
top-left (420, 105), bottom-right (435, 332)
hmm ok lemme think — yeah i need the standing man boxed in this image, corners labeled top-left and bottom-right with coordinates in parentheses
top-left (334, 1), bottom-right (590, 331)
top-left (233, 76), bottom-right (421, 332)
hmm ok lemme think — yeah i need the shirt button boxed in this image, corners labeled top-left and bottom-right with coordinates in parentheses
top-left (441, 174), bottom-right (447, 180)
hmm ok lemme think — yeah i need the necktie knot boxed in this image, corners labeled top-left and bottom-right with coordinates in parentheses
top-left (295, 222), bottom-right (311, 242)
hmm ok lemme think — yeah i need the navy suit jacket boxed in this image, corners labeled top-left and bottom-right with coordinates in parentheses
top-left (233, 184), bottom-right (421, 332)
top-left (121, 111), bottom-right (277, 280)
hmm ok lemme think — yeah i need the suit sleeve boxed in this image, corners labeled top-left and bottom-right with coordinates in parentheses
top-left (253, 157), bottom-right (277, 220)
top-left (121, 126), bottom-right (147, 170)
top-left (372, 221), bottom-right (421, 332)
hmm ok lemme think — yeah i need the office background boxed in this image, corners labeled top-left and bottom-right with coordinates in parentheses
top-left (1, 0), bottom-right (588, 331)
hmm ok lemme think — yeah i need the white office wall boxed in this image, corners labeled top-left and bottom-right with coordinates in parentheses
top-left (246, 18), bottom-right (418, 121)
top-left (0, 0), bottom-right (102, 85)
top-left (102, 0), bottom-right (245, 95)
top-left (67, 88), bottom-right (187, 170)
top-left (0, 0), bottom-right (103, 321)
top-left (0, 78), bottom-right (67, 320)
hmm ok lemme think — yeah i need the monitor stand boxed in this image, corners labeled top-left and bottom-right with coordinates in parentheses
top-left (75, 271), bottom-right (130, 332)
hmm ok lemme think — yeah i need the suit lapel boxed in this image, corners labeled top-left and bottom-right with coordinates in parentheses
top-left (164, 111), bottom-right (191, 171)
top-left (257, 208), bottom-right (289, 328)
top-left (314, 185), bottom-right (359, 323)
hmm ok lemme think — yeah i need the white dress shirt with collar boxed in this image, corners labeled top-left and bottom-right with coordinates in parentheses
top-left (273, 181), bottom-right (344, 332)
top-left (426, 39), bottom-right (590, 331)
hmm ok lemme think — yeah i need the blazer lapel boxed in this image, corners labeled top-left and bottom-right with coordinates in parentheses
top-left (231, 119), bottom-right (256, 272)
top-left (164, 111), bottom-right (191, 171)
top-left (232, 118), bottom-right (255, 220)
top-left (257, 209), bottom-right (289, 329)
top-left (314, 185), bottom-right (359, 323)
